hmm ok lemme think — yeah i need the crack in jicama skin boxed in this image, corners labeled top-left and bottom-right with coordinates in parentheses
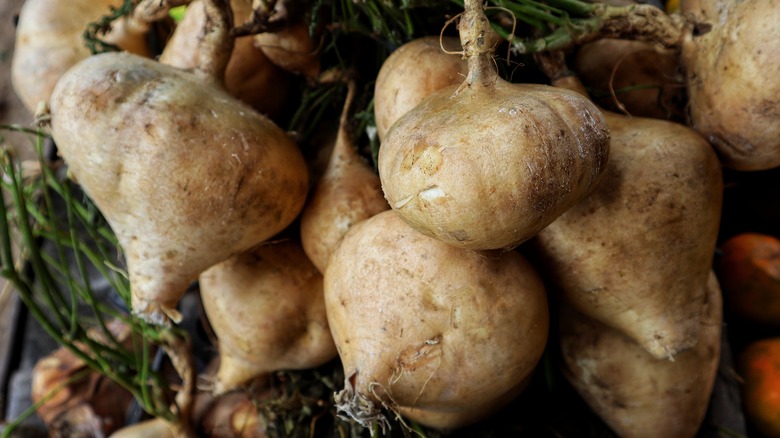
top-left (393, 186), bottom-right (447, 210)
top-left (393, 185), bottom-right (447, 209)
top-left (419, 186), bottom-right (446, 201)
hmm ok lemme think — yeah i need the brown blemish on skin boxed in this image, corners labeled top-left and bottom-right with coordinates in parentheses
top-left (400, 142), bottom-right (443, 176)
top-left (396, 334), bottom-right (443, 373)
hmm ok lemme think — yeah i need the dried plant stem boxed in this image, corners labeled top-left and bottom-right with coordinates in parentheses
top-left (508, 3), bottom-right (687, 54)
top-left (195, 0), bottom-right (235, 82)
top-left (459, 0), bottom-right (499, 88)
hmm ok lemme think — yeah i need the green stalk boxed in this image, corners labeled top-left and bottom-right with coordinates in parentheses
top-left (61, 177), bottom-right (121, 348)
top-left (542, 0), bottom-right (599, 16)
top-left (3, 150), bottom-right (70, 331)
top-left (0, 192), bottom-right (142, 404)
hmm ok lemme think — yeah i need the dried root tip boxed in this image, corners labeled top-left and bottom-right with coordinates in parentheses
top-left (133, 299), bottom-right (183, 326)
top-left (333, 376), bottom-right (391, 436)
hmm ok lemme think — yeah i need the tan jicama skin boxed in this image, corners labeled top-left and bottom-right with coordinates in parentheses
top-left (378, 0), bottom-right (610, 251)
top-left (199, 392), bottom-right (266, 438)
top-left (574, 38), bottom-right (684, 120)
top-left (159, 0), bottom-right (291, 117)
top-left (49, 0), bottom-right (309, 324)
top-left (11, 0), bottom-right (151, 113)
top-left (533, 81), bottom-right (722, 359)
top-left (559, 271), bottom-right (722, 438)
top-left (374, 36), bottom-right (469, 141)
top-left (199, 240), bottom-right (336, 394)
top-left (681, 0), bottom-right (780, 170)
top-left (300, 81), bottom-right (389, 273)
top-left (108, 418), bottom-right (178, 438)
top-left (253, 0), bottom-right (320, 81)
top-left (325, 210), bottom-right (549, 430)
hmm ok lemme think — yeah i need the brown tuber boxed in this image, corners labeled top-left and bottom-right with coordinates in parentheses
top-left (199, 240), bottom-right (336, 394)
top-left (325, 210), bottom-right (549, 430)
top-left (378, 0), bottom-right (610, 250)
top-left (534, 108), bottom-right (722, 360)
top-left (11, 0), bottom-right (151, 113)
top-left (300, 80), bottom-right (389, 273)
top-left (559, 272), bottom-right (723, 438)
top-left (159, 0), bottom-right (291, 118)
top-left (373, 36), bottom-right (469, 142)
top-left (681, 0), bottom-right (780, 170)
top-left (49, 0), bottom-right (309, 324)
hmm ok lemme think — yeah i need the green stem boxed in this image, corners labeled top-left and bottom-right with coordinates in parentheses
top-left (0, 124), bottom-right (53, 138)
top-left (542, 0), bottom-right (599, 16)
top-left (3, 150), bottom-right (71, 330)
top-left (0, 140), bottom-right (173, 423)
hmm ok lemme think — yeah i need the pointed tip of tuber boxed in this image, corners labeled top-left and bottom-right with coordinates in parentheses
top-left (212, 354), bottom-right (270, 396)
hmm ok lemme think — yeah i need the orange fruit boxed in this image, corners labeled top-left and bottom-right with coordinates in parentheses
top-left (740, 338), bottom-right (780, 437)
top-left (717, 233), bottom-right (780, 327)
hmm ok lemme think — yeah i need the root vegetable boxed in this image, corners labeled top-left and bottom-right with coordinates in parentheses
top-left (680, 0), bottom-right (780, 170)
top-left (109, 418), bottom-right (178, 438)
top-left (199, 391), bottom-right (267, 437)
top-left (716, 233), bottom-right (780, 328)
top-left (325, 210), bottom-right (548, 430)
top-left (534, 108), bottom-right (722, 359)
top-left (378, 0), bottom-right (610, 250)
top-left (159, 0), bottom-right (291, 117)
top-left (573, 38), bottom-right (684, 120)
top-left (373, 36), bottom-right (468, 141)
top-left (11, 0), bottom-right (151, 113)
top-left (199, 240), bottom-right (336, 394)
top-left (254, 19), bottom-right (320, 79)
top-left (49, 0), bottom-right (309, 324)
top-left (300, 81), bottom-right (389, 273)
top-left (559, 271), bottom-right (722, 438)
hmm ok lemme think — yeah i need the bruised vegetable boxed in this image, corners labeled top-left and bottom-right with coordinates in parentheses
top-left (534, 108), bottom-right (722, 359)
top-left (378, 0), bottom-right (610, 250)
top-left (300, 81), bottom-right (389, 273)
top-left (374, 36), bottom-right (468, 141)
top-left (199, 240), bottom-right (336, 394)
top-left (681, 0), bottom-right (780, 170)
top-left (325, 210), bottom-right (548, 430)
top-left (559, 271), bottom-right (722, 438)
top-left (11, 0), bottom-right (151, 113)
top-left (716, 233), bottom-right (780, 328)
top-left (49, 0), bottom-right (309, 323)
top-left (159, 0), bottom-right (290, 117)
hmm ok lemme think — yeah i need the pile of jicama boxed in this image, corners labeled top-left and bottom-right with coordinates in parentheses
top-left (8, 0), bottom-right (780, 435)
